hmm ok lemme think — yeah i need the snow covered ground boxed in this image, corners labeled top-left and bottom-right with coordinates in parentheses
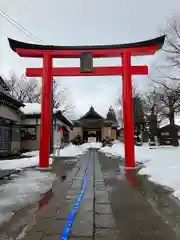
top-left (99, 141), bottom-right (180, 201)
top-left (0, 154), bottom-right (54, 170)
top-left (0, 143), bottom-right (89, 227)
top-left (0, 170), bottom-right (56, 226)
top-left (0, 151), bottom-right (55, 227)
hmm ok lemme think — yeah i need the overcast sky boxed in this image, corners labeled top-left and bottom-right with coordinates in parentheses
top-left (0, 0), bottom-right (180, 118)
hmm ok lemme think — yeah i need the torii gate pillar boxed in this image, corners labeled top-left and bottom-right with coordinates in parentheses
top-left (8, 36), bottom-right (165, 168)
top-left (122, 52), bottom-right (135, 168)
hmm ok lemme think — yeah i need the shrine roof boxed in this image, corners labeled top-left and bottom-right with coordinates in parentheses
top-left (79, 106), bottom-right (104, 121)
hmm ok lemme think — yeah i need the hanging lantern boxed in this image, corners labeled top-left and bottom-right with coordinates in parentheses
top-left (58, 127), bottom-right (63, 133)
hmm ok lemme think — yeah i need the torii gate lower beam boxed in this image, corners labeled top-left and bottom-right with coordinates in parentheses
top-left (8, 36), bottom-right (165, 169)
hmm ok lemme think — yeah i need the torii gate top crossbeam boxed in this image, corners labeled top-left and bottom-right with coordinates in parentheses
top-left (8, 35), bottom-right (165, 58)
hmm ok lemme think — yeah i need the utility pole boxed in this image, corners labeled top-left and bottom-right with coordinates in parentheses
top-left (49, 78), bottom-right (54, 154)
top-left (149, 90), bottom-right (158, 145)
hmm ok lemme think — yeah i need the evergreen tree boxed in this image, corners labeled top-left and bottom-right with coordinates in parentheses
top-left (133, 96), bottom-right (146, 143)
top-left (106, 106), bottom-right (117, 122)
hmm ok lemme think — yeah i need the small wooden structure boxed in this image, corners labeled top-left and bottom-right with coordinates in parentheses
top-left (158, 124), bottom-right (180, 145)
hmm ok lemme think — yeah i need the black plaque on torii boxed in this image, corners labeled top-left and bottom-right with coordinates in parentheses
top-left (80, 52), bottom-right (93, 73)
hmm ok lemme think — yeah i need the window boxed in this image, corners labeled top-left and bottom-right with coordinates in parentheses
top-left (161, 132), bottom-right (169, 136)
top-left (21, 126), bottom-right (36, 140)
top-left (11, 125), bottom-right (20, 141)
top-left (0, 125), bottom-right (11, 150)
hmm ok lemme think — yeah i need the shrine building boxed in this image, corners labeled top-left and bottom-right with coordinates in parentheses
top-left (71, 106), bottom-right (119, 142)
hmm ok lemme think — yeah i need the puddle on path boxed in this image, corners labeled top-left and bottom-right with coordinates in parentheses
top-left (39, 189), bottom-right (54, 209)
top-left (126, 169), bottom-right (180, 237)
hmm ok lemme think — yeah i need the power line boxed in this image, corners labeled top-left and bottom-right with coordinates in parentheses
top-left (0, 8), bottom-right (46, 44)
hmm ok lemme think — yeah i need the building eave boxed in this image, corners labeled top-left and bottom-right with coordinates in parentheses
top-left (0, 92), bottom-right (24, 109)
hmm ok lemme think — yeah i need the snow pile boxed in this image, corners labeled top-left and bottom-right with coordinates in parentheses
top-left (100, 141), bottom-right (125, 158)
top-left (58, 144), bottom-right (87, 157)
top-left (138, 147), bottom-right (180, 200)
top-left (0, 155), bottom-right (53, 170)
top-left (22, 150), bottom-right (39, 157)
top-left (100, 141), bottom-right (180, 201)
top-left (0, 170), bottom-right (56, 226)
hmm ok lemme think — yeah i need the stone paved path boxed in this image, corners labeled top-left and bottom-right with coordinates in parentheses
top-left (2, 148), bottom-right (180, 239)
top-left (17, 150), bottom-right (120, 240)
top-left (70, 150), bottom-right (120, 239)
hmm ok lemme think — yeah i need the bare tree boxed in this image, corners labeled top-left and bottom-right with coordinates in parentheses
top-left (142, 89), bottom-right (165, 125)
top-left (162, 14), bottom-right (180, 74)
top-left (116, 87), bottom-right (137, 127)
top-left (141, 89), bottom-right (165, 144)
top-left (149, 79), bottom-right (180, 146)
top-left (4, 72), bottom-right (73, 115)
top-left (52, 79), bottom-right (73, 114)
top-left (4, 72), bottom-right (41, 103)
top-left (142, 15), bottom-right (180, 145)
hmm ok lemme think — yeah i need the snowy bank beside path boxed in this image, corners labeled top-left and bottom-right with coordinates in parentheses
top-left (22, 150), bottom-right (39, 157)
top-left (0, 155), bottom-right (53, 170)
top-left (0, 143), bottom-right (89, 170)
top-left (0, 170), bottom-right (56, 227)
top-left (99, 141), bottom-right (180, 201)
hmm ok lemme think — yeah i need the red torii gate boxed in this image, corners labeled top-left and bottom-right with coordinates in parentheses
top-left (8, 36), bottom-right (165, 169)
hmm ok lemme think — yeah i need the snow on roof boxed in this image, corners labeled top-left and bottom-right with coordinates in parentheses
top-left (61, 113), bottom-right (73, 125)
top-left (20, 103), bottom-right (73, 125)
top-left (159, 116), bottom-right (180, 128)
top-left (20, 103), bottom-right (42, 115)
top-left (21, 103), bottom-right (62, 115)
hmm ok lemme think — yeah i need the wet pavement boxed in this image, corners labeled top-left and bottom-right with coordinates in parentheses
top-left (0, 169), bottom-right (21, 180)
top-left (98, 151), bottom-right (180, 240)
top-left (0, 149), bottom-right (180, 239)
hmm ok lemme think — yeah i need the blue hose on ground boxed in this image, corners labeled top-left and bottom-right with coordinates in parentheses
top-left (60, 156), bottom-right (91, 240)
